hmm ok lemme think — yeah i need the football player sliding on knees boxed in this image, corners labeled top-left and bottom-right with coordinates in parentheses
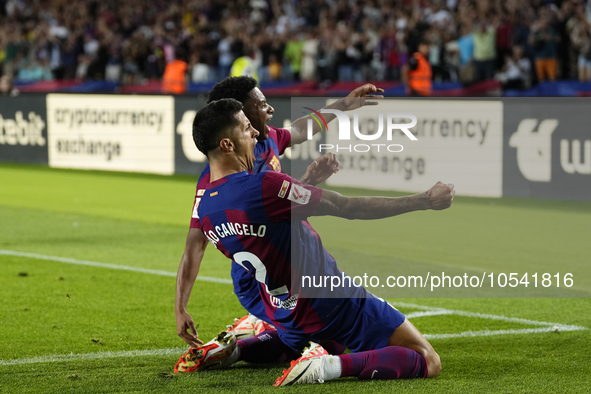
top-left (175, 77), bottom-right (382, 353)
top-left (175, 99), bottom-right (454, 385)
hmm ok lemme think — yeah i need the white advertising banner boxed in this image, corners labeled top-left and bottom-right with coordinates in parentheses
top-left (47, 94), bottom-right (175, 175)
top-left (323, 100), bottom-right (504, 197)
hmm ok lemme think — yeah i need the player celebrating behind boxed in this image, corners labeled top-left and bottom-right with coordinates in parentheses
top-left (182, 99), bottom-right (454, 385)
top-left (176, 77), bottom-right (384, 350)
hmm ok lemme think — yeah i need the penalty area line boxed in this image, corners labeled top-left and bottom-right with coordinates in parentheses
top-left (0, 249), bottom-right (232, 285)
top-left (392, 301), bottom-right (587, 331)
top-left (424, 326), bottom-right (587, 340)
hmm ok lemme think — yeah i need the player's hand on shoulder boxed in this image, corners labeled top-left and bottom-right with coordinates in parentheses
top-left (425, 181), bottom-right (455, 210)
top-left (176, 310), bottom-right (203, 347)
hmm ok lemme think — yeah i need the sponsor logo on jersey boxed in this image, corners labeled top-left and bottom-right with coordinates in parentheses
top-left (270, 294), bottom-right (298, 310)
top-left (269, 155), bottom-right (281, 172)
top-left (192, 198), bottom-right (201, 218)
top-left (278, 180), bottom-right (290, 198)
top-left (287, 184), bottom-right (311, 205)
top-left (210, 191), bottom-right (218, 196)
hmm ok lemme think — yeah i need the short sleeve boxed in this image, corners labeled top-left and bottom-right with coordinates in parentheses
top-left (189, 170), bottom-right (211, 229)
top-left (189, 188), bottom-right (207, 229)
top-left (261, 172), bottom-right (322, 222)
top-left (268, 126), bottom-right (291, 155)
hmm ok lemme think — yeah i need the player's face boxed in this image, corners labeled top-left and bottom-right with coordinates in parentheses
top-left (232, 111), bottom-right (260, 171)
top-left (243, 88), bottom-right (274, 141)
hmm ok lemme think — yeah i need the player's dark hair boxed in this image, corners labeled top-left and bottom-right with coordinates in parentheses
top-left (192, 99), bottom-right (244, 157)
top-left (207, 76), bottom-right (257, 104)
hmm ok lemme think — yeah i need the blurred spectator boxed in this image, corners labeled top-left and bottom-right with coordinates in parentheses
top-left (258, 31), bottom-right (273, 83)
top-left (497, 45), bottom-right (531, 90)
top-left (473, 21), bottom-right (497, 82)
top-left (567, 7), bottom-right (591, 82)
top-left (268, 54), bottom-right (281, 81)
top-left (190, 53), bottom-right (209, 83)
top-left (60, 35), bottom-right (81, 80)
top-left (230, 43), bottom-right (259, 83)
top-left (162, 48), bottom-right (188, 94)
top-left (376, 25), bottom-right (401, 81)
top-left (426, 26), bottom-right (443, 82)
top-left (76, 54), bottom-right (92, 80)
top-left (406, 40), bottom-right (432, 96)
top-left (426, 0), bottom-right (453, 28)
top-left (557, 1), bottom-right (576, 79)
top-left (284, 33), bottom-right (304, 81)
top-left (457, 23), bottom-right (474, 83)
top-left (0, 75), bottom-right (18, 96)
top-left (301, 30), bottom-right (318, 81)
top-left (496, 14), bottom-right (513, 70)
top-left (105, 49), bottom-right (122, 83)
top-left (218, 32), bottom-right (234, 80)
top-left (17, 57), bottom-right (53, 82)
top-left (530, 15), bottom-right (559, 82)
top-left (443, 29), bottom-right (460, 81)
top-left (1, 0), bottom-right (590, 92)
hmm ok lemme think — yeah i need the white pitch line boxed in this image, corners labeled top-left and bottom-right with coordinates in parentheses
top-left (0, 249), bottom-right (232, 285)
top-left (391, 301), bottom-right (587, 331)
top-left (405, 310), bottom-right (455, 319)
top-left (424, 325), bottom-right (586, 340)
top-left (0, 347), bottom-right (187, 366)
top-left (1, 323), bottom-right (587, 367)
top-left (405, 311), bottom-right (453, 319)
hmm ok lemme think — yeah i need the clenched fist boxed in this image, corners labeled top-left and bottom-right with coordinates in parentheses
top-left (425, 181), bottom-right (455, 210)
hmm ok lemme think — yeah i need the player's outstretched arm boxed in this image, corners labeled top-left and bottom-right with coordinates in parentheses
top-left (175, 228), bottom-right (209, 347)
top-left (289, 83), bottom-right (384, 146)
top-left (313, 181), bottom-right (455, 219)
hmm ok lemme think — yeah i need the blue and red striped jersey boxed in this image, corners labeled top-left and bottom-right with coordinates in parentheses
top-left (190, 126), bottom-right (290, 229)
top-left (196, 171), bottom-right (368, 334)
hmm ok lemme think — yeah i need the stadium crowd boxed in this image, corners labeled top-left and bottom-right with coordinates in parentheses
top-left (1, 0), bottom-right (591, 90)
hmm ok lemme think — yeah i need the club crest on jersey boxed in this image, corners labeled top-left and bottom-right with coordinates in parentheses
top-left (278, 180), bottom-right (290, 198)
top-left (269, 155), bottom-right (281, 172)
top-left (287, 184), bottom-right (311, 205)
top-left (192, 198), bottom-right (201, 218)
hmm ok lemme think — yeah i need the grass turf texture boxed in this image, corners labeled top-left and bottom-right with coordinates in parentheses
top-left (0, 163), bottom-right (590, 393)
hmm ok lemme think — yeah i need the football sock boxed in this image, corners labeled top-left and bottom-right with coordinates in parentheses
top-left (236, 330), bottom-right (295, 363)
top-left (322, 355), bottom-right (343, 381)
top-left (338, 346), bottom-right (428, 380)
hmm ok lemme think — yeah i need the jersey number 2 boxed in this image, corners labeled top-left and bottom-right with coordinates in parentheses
top-left (234, 251), bottom-right (288, 296)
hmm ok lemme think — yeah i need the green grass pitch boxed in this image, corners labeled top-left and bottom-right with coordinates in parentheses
top-left (0, 163), bottom-right (590, 393)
